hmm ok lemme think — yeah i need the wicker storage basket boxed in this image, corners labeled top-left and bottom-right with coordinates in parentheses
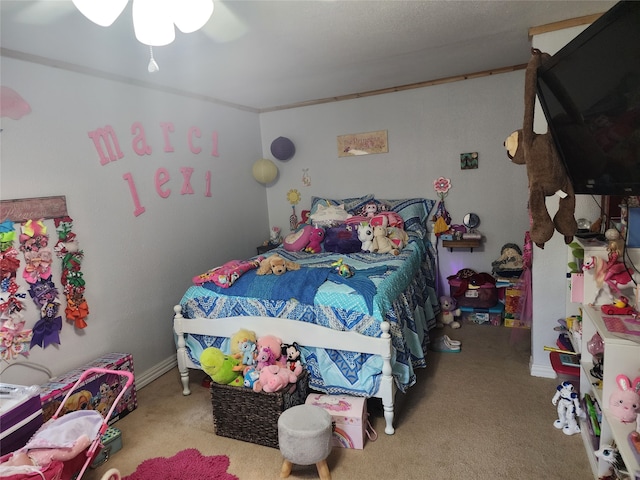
top-left (210, 369), bottom-right (308, 448)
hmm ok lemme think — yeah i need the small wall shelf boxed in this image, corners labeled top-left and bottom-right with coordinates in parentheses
top-left (442, 239), bottom-right (481, 252)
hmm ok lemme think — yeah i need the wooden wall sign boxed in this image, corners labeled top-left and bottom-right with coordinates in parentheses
top-left (337, 130), bottom-right (388, 157)
top-left (0, 196), bottom-right (68, 222)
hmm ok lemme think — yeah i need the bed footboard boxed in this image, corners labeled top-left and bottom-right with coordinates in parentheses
top-left (173, 304), bottom-right (397, 434)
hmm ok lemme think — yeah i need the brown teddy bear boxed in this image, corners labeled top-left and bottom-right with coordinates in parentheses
top-left (256, 254), bottom-right (300, 275)
top-left (504, 48), bottom-right (577, 249)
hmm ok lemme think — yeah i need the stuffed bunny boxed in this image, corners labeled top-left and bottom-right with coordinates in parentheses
top-left (609, 374), bottom-right (640, 423)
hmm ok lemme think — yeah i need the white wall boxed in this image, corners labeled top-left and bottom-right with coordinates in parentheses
top-left (0, 58), bottom-right (268, 385)
top-left (259, 72), bottom-right (531, 291)
top-left (529, 26), bottom-right (602, 378)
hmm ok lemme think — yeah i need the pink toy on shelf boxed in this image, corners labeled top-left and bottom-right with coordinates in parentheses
top-left (609, 374), bottom-right (640, 423)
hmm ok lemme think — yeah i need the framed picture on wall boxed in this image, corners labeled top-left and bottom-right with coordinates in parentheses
top-left (460, 152), bottom-right (478, 169)
top-left (337, 130), bottom-right (388, 157)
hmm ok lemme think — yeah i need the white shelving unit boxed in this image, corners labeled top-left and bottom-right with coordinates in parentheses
top-left (576, 305), bottom-right (640, 479)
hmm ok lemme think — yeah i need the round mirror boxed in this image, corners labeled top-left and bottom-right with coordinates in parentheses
top-left (463, 213), bottom-right (480, 230)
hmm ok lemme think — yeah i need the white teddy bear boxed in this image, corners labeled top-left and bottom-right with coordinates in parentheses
top-left (357, 223), bottom-right (374, 252)
top-left (437, 295), bottom-right (461, 329)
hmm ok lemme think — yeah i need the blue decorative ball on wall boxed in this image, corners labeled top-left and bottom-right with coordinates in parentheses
top-left (270, 136), bottom-right (295, 161)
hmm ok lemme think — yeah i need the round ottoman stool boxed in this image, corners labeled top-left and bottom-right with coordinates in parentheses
top-left (278, 405), bottom-right (332, 480)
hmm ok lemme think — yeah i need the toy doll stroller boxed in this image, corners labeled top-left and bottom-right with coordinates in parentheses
top-left (0, 368), bottom-right (134, 480)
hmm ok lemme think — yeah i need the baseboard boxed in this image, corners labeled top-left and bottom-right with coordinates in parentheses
top-left (529, 356), bottom-right (556, 379)
top-left (135, 354), bottom-right (177, 389)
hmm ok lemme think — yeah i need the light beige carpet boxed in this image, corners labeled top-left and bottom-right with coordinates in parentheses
top-left (86, 323), bottom-right (591, 480)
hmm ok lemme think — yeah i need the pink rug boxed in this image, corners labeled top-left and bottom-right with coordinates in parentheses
top-left (123, 448), bottom-right (238, 480)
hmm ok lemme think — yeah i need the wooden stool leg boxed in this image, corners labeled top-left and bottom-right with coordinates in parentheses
top-left (316, 460), bottom-right (331, 480)
top-left (281, 459), bottom-right (293, 478)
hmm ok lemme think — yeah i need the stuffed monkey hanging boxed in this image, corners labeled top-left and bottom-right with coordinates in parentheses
top-left (504, 48), bottom-right (577, 249)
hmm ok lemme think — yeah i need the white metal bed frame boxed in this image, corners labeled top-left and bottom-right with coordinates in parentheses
top-left (173, 305), bottom-right (397, 434)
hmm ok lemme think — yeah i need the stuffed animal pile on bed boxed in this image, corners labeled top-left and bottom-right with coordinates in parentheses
top-left (283, 201), bottom-right (410, 255)
top-left (200, 329), bottom-right (305, 393)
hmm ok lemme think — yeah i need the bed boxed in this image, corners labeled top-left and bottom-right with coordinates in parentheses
top-left (172, 196), bottom-right (439, 435)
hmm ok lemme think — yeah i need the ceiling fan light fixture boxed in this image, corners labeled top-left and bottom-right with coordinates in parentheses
top-left (173, 0), bottom-right (214, 33)
top-left (72, 0), bottom-right (128, 27)
top-left (132, 0), bottom-right (175, 46)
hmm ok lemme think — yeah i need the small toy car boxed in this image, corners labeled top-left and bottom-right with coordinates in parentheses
top-left (600, 302), bottom-right (635, 316)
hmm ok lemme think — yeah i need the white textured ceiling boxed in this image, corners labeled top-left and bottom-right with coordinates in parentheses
top-left (0, 0), bottom-right (618, 111)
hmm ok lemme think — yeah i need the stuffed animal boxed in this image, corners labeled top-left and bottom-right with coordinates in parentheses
top-left (239, 339), bottom-right (257, 367)
top-left (504, 49), bottom-right (577, 249)
top-left (253, 364), bottom-right (302, 393)
top-left (304, 227), bottom-right (325, 253)
top-left (256, 334), bottom-right (284, 366)
top-left (255, 346), bottom-right (277, 370)
top-left (283, 224), bottom-right (314, 251)
top-left (437, 295), bottom-right (461, 329)
top-left (256, 254), bottom-right (300, 275)
top-left (609, 374), bottom-right (640, 423)
top-left (387, 226), bottom-right (408, 250)
top-left (282, 342), bottom-right (302, 372)
top-left (243, 367), bottom-right (260, 389)
top-left (362, 202), bottom-right (379, 217)
top-left (200, 347), bottom-right (243, 386)
top-left (371, 224), bottom-right (399, 255)
top-left (357, 223), bottom-right (374, 252)
top-left (230, 328), bottom-right (257, 357)
top-left (192, 257), bottom-right (263, 287)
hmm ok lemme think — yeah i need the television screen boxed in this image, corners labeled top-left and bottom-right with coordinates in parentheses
top-left (536, 1), bottom-right (640, 195)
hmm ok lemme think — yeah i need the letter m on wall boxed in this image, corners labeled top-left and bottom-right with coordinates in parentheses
top-left (88, 125), bottom-right (124, 166)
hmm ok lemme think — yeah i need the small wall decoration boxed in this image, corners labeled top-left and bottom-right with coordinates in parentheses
top-left (287, 189), bottom-right (302, 231)
top-left (432, 177), bottom-right (452, 237)
top-left (337, 130), bottom-right (388, 157)
top-left (460, 152), bottom-right (479, 170)
top-left (0, 86), bottom-right (31, 120)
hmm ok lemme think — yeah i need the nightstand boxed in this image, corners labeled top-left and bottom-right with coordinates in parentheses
top-left (257, 244), bottom-right (278, 255)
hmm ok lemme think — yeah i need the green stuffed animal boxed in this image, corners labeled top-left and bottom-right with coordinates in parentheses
top-left (200, 347), bottom-right (243, 387)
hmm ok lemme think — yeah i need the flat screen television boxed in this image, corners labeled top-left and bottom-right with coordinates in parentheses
top-left (536, 1), bottom-right (640, 195)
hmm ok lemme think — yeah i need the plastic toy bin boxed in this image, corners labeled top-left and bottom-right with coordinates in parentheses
top-left (459, 304), bottom-right (503, 326)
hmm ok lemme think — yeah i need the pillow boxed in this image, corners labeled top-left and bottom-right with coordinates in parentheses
top-left (375, 198), bottom-right (436, 236)
top-left (309, 204), bottom-right (352, 227)
top-left (324, 224), bottom-right (361, 254)
top-left (310, 194), bottom-right (374, 217)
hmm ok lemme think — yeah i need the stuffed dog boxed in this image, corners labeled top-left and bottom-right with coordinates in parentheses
top-left (256, 254), bottom-right (300, 275)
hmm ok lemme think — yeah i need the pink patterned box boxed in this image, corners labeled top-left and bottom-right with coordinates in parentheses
top-left (305, 393), bottom-right (375, 449)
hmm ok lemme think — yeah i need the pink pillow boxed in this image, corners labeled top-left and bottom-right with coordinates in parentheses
top-left (370, 212), bottom-right (404, 229)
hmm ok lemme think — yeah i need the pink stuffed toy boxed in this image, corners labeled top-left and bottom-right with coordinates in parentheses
top-left (609, 374), bottom-right (640, 423)
top-left (192, 257), bottom-right (264, 287)
top-left (256, 335), bottom-right (284, 366)
top-left (304, 227), bottom-right (325, 253)
top-left (253, 364), bottom-right (302, 393)
top-left (255, 346), bottom-right (277, 370)
top-left (283, 225), bottom-right (314, 252)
